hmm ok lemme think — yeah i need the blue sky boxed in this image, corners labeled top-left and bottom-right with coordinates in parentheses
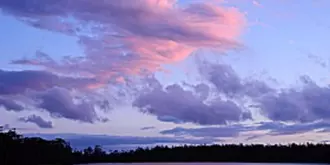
top-left (0, 0), bottom-right (330, 149)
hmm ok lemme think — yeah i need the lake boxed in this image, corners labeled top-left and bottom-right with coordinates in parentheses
top-left (79, 163), bottom-right (325, 165)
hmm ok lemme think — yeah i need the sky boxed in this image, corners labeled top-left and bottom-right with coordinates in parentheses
top-left (0, 0), bottom-right (330, 150)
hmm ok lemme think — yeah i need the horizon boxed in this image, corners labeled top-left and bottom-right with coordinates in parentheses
top-left (0, 0), bottom-right (330, 150)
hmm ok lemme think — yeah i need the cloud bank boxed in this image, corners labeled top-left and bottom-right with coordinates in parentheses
top-left (0, 0), bottom-right (246, 125)
top-left (161, 121), bottom-right (330, 139)
top-left (1, 0), bottom-right (329, 142)
top-left (134, 60), bottom-right (330, 135)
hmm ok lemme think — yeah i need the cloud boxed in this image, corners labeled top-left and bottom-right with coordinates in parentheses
top-left (141, 126), bottom-right (156, 130)
top-left (196, 61), bottom-right (330, 125)
top-left (0, 69), bottom-right (111, 123)
top-left (132, 61), bottom-right (277, 126)
top-left (0, 0), bottom-right (246, 125)
top-left (133, 76), bottom-right (251, 125)
top-left (0, 96), bottom-right (24, 111)
top-left (161, 121), bottom-right (330, 139)
top-left (245, 134), bottom-right (262, 141)
top-left (33, 87), bottom-right (101, 123)
top-left (197, 60), bottom-right (274, 98)
top-left (256, 76), bottom-right (330, 123)
top-left (24, 133), bottom-right (215, 149)
top-left (18, 114), bottom-right (53, 129)
top-left (0, 69), bottom-right (101, 95)
top-left (257, 121), bottom-right (330, 136)
top-left (160, 125), bottom-right (250, 138)
top-left (1, 0), bottom-right (245, 83)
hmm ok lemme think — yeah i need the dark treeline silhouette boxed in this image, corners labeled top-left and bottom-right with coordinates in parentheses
top-left (1, 127), bottom-right (330, 165)
top-left (0, 128), bottom-right (73, 165)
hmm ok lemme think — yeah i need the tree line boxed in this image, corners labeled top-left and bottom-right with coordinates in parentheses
top-left (1, 127), bottom-right (330, 165)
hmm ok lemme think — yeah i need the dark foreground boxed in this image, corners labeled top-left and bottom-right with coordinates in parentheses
top-left (1, 128), bottom-right (330, 165)
top-left (78, 164), bottom-right (325, 165)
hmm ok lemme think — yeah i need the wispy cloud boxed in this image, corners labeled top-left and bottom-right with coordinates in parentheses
top-left (161, 121), bottom-right (330, 139)
top-left (1, 0), bottom-right (245, 84)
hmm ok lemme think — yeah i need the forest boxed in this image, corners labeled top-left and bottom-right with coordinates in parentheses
top-left (1, 127), bottom-right (330, 165)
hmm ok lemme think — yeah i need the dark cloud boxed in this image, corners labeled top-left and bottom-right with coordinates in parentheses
top-left (196, 61), bottom-right (330, 125)
top-left (0, 70), bottom-right (108, 123)
top-left (33, 87), bottom-right (99, 123)
top-left (263, 121), bottom-right (330, 136)
top-left (0, 97), bottom-right (24, 111)
top-left (0, 69), bottom-right (101, 95)
top-left (251, 121), bottom-right (330, 136)
top-left (245, 134), bottom-right (263, 141)
top-left (18, 115), bottom-right (53, 129)
top-left (197, 61), bottom-right (274, 98)
top-left (24, 133), bottom-right (216, 149)
top-left (0, 85), bottom-right (107, 123)
top-left (133, 77), bottom-right (251, 125)
top-left (141, 126), bottom-right (156, 130)
top-left (160, 125), bottom-right (250, 138)
top-left (132, 61), bottom-right (283, 126)
top-left (256, 76), bottom-right (330, 123)
top-left (198, 61), bottom-right (244, 97)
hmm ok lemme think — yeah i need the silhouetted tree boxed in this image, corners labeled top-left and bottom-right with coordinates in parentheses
top-left (1, 127), bottom-right (330, 165)
top-left (0, 128), bottom-right (73, 165)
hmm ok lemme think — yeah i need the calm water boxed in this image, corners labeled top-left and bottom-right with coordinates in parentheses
top-left (79, 163), bottom-right (325, 165)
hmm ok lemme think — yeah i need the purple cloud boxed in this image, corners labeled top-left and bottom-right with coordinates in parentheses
top-left (160, 125), bottom-right (250, 138)
top-left (197, 61), bottom-right (274, 98)
top-left (256, 76), bottom-right (330, 123)
top-left (0, 96), bottom-right (24, 111)
top-left (257, 121), bottom-right (330, 136)
top-left (132, 61), bottom-right (279, 126)
top-left (196, 61), bottom-right (330, 126)
top-left (33, 87), bottom-right (99, 123)
top-left (133, 77), bottom-right (251, 125)
top-left (18, 114), bottom-right (53, 129)
top-left (0, 69), bottom-right (102, 95)
top-left (0, 69), bottom-right (108, 123)
top-left (161, 121), bottom-right (330, 139)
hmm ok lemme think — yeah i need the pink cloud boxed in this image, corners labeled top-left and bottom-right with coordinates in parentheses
top-left (2, 0), bottom-right (246, 86)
